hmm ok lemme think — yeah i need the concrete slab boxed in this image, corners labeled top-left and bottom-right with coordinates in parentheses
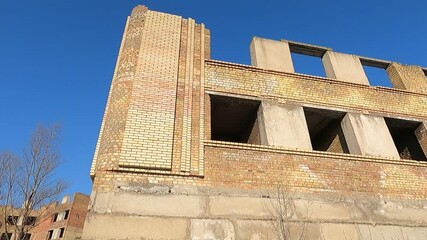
top-left (294, 200), bottom-right (355, 221)
top-left (322, 51), bottom-right (370, 85)
top-left (321, 223), bottom-right (360, 240)
top-left (258, 101), bottom-right (312, 150)
top-left (209, 196), bottom-right (268, 218)
top-left (341, 113), bottom-right (400, 158)
top-left (400, 227), bottom-right (427, 240)
top-left (235, 220), bottom-right (277, 240)
top-left (110, 192), bottom-right (205, 217)
top-left (250, 37), bottom-right (295, 72)
top-left (289, 222), bottom-right (323, 240)
top-left (191, 219), bottom-right (235, 240)
top-left (374, 203), bottom-right (427, 225)
top-left (357, 225), bottom-right (404, 240)
top-left (81, 214), bottom-right (188, 239)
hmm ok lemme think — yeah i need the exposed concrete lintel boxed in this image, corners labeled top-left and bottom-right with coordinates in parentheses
top-left (281, 39), bottom-right (332, 57)
top-left (281, 38), bottom-right (427, 74)
top-left (359, 56), bottom-right (390, 69)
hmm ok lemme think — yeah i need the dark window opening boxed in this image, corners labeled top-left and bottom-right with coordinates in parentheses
top-left (385, 118), bottom-right (426, 161)
top-left (47, 230), bottom-right (54, 240)
top-left (291, 52), bottom-right (326, 77)
top-left (303, 107), bottom-right (349, 154)
top-left (59, 227), bottom-right (65, 238)
top-left (20, 234), bottom-right (31, 240)
top-left (6, 216), bottom-right (18, 225)
top-left (24, 216), bottom-right (37, 226)
top-left (64, 210), bottom-right (69, 220)
top-left (53, 213), bottom-right (58, 222)
top-left (362, 65), bottom-right (393, 88)
top-left (1, 233), bottom-right (12, 240)
top-left (210, 95), bottom-right (261, 144)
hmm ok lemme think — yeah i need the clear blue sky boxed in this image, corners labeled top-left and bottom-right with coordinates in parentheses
top-left (1, 0), bottom-right (426, 196)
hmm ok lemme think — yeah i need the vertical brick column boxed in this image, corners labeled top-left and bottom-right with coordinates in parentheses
top-left (341, 113), bottom-right (400, 158)
top-left (91, 6), bottom-right (148, 175)
top-left (415, 122), bottom-right (427, 157)
top-left (250, 37), bottom-right (295, 72)
top-left (386, 62), bottom-right (427, 94)
top-left (322, 51), bottom-right (370, 85)
top-left (172, 18), bottom-right (210, 175)
top-left (257, 101), bottom-right (312, 150)
top-left (119, 10), bottom-right (182, 170)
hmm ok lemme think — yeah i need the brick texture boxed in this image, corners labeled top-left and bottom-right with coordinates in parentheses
top-left (90, 5), bottom-right (427, 201)
top-left (387, 62), bottom-right (427, 94)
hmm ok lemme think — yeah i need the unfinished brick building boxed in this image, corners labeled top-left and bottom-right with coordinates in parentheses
top-left (82, 5), bottom-right (427, 239)
top-left (1, 193), bottom-right (89, 240)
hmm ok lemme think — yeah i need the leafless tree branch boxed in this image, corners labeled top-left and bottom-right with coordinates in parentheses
top-left (0, 125), bottom-right (67, 240)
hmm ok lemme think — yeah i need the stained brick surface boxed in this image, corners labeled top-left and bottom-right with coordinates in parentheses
top-left (90, 6), bottom-right (427, 202)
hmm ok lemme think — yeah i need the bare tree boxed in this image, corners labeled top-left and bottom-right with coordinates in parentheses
top-left (263, 172), bottom-right (309, 240)
top-left (0, 125), bottom-right (67, 240)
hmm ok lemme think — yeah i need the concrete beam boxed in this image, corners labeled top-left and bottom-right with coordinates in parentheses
top-left (250, 37), bottom-right (295, 73)
top-left (258, 101), bottom-right (312, 150)
top-left (341, 113), bottom-right (400, 158)
top-left (322, 51), bottom-right (370, 85)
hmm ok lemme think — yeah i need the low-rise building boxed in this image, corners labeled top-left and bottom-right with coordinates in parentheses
top-left (1, 193), bottom-right (89, 240)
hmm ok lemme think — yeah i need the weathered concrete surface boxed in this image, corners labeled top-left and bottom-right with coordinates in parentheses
top-left (191, 219), bottom-right (235, 240)
top-left (250, 37), bottom-right (295, 72)
top-left (373, 202), bottom-right (427, 225)
top-left (341, 113), bottom-right (400, 158)
top-left (209, 196), bottom-right (268, 218)
top-left (110, 192), bottom-right (205, 217)
top-left (235, 220), bottom-right (277, 240)
top-left (81, 215), bottom-right (188, 239)
top-left (322, 51), bottom-right (370, 85)
top-left (358, 225), bottom-right (402, 240)
top-left (258, 101), bottom-right (312, 150)
top-left (321, 223), bottom-right (359, 240)
top-left (294, 200), bottom-right (356, 221)
top-left (83, 185), bottom-right (427, 239)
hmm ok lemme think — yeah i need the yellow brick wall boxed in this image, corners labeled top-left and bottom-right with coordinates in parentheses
top-left (90, 6), bottom-right (427, 202)
top-left (205, 61), bottom-right (427, 120)
top-left (90, 6), bottom-right (148, 176)
top-left (387, 62), bottom-right (427, 94)
top-left (119, 10), bottom-right (182, 170)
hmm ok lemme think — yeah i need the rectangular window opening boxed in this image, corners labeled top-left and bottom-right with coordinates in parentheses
top-left (291, 52), bottom-right (326, 77)
top-left (53, 213), bottom-right (58, 222)
top-left (210, 95), bottom-right (261, 144)
top-left (385, 118), bottom-right (426, 161)
top-left (6, 216), bottom-right (18, 225)
top-left (362, 65), bottom-right (393, 88)
top-left (303, 107), bottom-right (349, 154)
top-left (24, 216), bottom-right (37, 226)
top-left (64, 210), bottom-right (69, 220)
top-left (59, 227), bottom-right (65, 238)
top-left (47, 230), bottom-right (54, 240)
top-left (1, 233), bottom-right (12, 240)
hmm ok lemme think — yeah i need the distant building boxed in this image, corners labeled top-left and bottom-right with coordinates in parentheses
top-left (1, 193), bottom-right (89, 240)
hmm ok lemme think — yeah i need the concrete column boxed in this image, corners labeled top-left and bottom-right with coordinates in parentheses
top-left (258, 101), bottom-right (312, 150)
top-left (386, 62), bottom-right (427, 94)
top-left (322, 51), bottom-right (370, 85)
top-left (250, 37), bottom-right (295, 73)
top-left (341, 113), bottom-right (400, 158)
top-left (61, 195), bottom-right (69, 204)
top-left (57, 211), bottom-right (64, 221)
